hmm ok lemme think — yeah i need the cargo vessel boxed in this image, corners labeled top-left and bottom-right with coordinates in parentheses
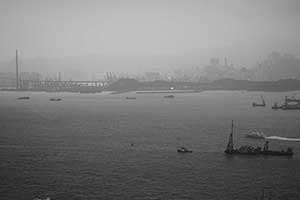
top-left (272, 96), bottom-right (300, 110)
top-left (224, 121), bottom-right (293, 156)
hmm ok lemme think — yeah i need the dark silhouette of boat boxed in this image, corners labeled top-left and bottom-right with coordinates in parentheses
top-left (126, 97), bottom-right (136, 99)
top-left (225, 121), bottom-right (293, 156)
top-left (49, 98), bottom-right (62, 101)
top-left (285, 95), bottom-right (300, 103)
top-left (177, 146), bottom-right (193, 153)
top-left (176, 137), bottom-right (192, 153)
top-left (271, 102), bottom-right (281, 110)
top-left (17, 96), bottom-right (30, 100)
top-left (281, 103), bottom-right (300, 110)
top-left (272, 96), bottom-right (300, 110)
top-left (252, 95), bottom-right (266, 107)
top-left (164, 95), bottom-right (175, 98)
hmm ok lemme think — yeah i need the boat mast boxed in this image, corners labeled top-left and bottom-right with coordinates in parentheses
top-left (261, 95), bottom-right (265, 105)
top-left (16, 49), bottom-right (19, 89)
top-left (226, 120), bottom-right (234, 152)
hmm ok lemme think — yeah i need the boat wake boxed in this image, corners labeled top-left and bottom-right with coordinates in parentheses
top-left (265, 136), bottom-right (300, 141)
top-left (246, 131), bottom-right (300, 141)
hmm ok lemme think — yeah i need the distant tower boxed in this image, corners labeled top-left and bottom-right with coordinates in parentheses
top-left (16, 49), bottom-right (19, 89)
top-left (224, 57), bottom-right (228, 66)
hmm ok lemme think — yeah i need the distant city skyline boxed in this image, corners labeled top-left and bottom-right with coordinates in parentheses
top-left (0, 0), bottom-right (299, 69)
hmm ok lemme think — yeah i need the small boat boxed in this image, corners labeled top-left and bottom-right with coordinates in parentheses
top-left (49, 98), bottom-right (62, 101)
top-left (18, 96), bottom-right (30, 100)
top-left (245, 131), bottom-right (266, 139)
top-left (126, 97), bottom-right (136, 99)
top-left (164, 95), bottom-right (175, 98)
top-left (177, 146), bottom-right (193, 153)
top-left (252, 95), bottom-right (266, 107)
top-left (271, 102), bottom-right (281, 110)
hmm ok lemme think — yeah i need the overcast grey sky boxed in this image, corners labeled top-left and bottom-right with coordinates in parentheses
top-left (0, 0), bottom-right (299, 67)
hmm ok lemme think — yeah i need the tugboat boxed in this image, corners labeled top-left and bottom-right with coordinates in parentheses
top-left (177, 146), bottom-right (193, 153)
top-left (224, 121), bottom-right (293, 156)
top-left (252, 95), bottom-right (266, 107)
top-left (176, 137), bottom-right (192, 153)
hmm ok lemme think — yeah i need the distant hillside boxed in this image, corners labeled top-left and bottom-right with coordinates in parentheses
top-left (105, 78), bottom-right (300, 92)
top-left (206, 78), bottom-right (300, 91)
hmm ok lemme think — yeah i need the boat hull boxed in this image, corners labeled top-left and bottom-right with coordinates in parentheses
top-left (225, 150), bottom-right (293, 156)
top-left (177, 149), bottom-right (193, 153)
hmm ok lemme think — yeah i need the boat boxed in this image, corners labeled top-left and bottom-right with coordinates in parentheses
top-left (177, 146), bottom-right (193, 153)
top-left (252, 95), bottom-right (266, 107)
top-left (281, 103), bottom-right (300, 110)
top-left (272, 99), bottom-right (300, 110)
top-left (49, 98), bottom-right (62, 101)
top-left (17, 96), bottom-right (30, 100)
top-left (271, 102), bottom-right (281, 110)
top-left (164, 95), bottom-right (175, 98)
top-left (176, 137), bottom-right (192, 153)
top-left (245, 131), bottom-right (266, 139)
top-left (224, 121), bottom-right (293, 156)
top-left (285, 95), bottom-right (300, 103)
top-left (126, 97), bottom-right (136, 99)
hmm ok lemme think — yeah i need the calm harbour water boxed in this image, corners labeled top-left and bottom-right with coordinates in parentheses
top-left (0, 91), bottom-right (300, 200)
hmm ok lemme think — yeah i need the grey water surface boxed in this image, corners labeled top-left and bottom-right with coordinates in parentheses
top-left (0, 91), bottom-right (299, 200)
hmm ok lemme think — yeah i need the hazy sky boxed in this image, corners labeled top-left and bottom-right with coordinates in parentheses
top-left (0, 0), bottom-right (299, 67)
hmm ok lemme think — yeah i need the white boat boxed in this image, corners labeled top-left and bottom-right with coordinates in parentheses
top-left (245, 131), bottom-right (266, 139)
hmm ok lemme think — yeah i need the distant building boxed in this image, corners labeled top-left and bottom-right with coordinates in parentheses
top-left (254, 52), bottom-right (300, 81)
top-left (0, 72), bottom-right (15, 88)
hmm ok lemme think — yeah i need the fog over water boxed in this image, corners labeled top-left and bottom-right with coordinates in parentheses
top-left (0, 0), bottom-right (300, 72)
top-left (0, 91), bottom-right (300, 199)
top-left (1, 1), bottom-right (300, 200)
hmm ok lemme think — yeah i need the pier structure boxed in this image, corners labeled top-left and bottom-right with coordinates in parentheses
top-left (18, 80), bottom-right (112, 93)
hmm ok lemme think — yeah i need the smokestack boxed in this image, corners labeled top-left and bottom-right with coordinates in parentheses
top-left (16, 49), bottom-right (19, 89)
